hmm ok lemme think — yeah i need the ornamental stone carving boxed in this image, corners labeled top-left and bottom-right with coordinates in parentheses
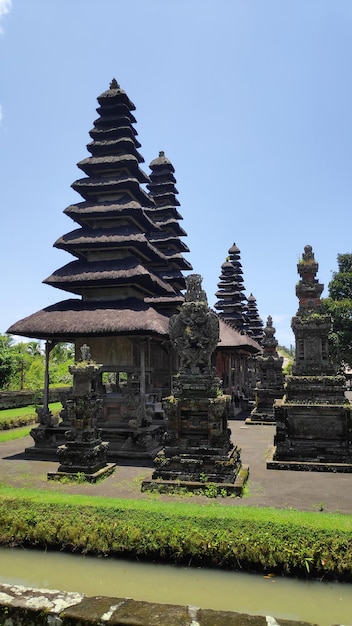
top-left (169, 274), bottom-right (219, 376)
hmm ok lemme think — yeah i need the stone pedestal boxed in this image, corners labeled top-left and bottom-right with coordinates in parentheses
top-left (267, 376), bottom-right (352, 471)
top-left (248, 387), bottom-right (280, 424)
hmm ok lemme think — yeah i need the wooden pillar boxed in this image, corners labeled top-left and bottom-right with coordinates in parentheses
top-left (169, 343), bottom-right (174, 394)
top-left (43, 340), bottom-right (52, 414)
top-left (140, 340), bottom-right (146, 418)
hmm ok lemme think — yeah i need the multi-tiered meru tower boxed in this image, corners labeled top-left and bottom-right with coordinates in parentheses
top-left (8, 79), bottom-right (192, 460)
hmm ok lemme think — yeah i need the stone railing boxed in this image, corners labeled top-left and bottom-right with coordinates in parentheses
top-left (0, 582), bottom-right (336, 626)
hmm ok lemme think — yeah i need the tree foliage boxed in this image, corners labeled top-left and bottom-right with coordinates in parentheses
top-left (0, 337), bottom-right (74, 390)
top-left (0, 335), bottom-right (17, 389)
top-left (321, 253), bottom-right (352, 369)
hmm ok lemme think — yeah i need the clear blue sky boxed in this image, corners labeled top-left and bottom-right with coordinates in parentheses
top-left (1, 1), bottom-right (351, 348)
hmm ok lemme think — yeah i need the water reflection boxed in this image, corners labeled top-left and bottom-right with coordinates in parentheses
top-left (0, 546), bottom-right (352, 626)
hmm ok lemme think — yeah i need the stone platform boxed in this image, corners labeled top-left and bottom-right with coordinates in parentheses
top-left (266, 446), bottom-right (352, 473)
top-left (47, 463), bottom-right (116, 483)
top-left (142, 464), bottom-right (249, 496)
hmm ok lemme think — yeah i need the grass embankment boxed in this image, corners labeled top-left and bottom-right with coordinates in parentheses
top-left (0, 403), bottom-right (62, 431)
top-left (0, 486), bottom-right (351, 581)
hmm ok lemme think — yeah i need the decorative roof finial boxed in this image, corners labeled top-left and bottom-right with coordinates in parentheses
top-left (159, 151), bottom-right (165, 157)
top-left (303, 244), bottom-right (314, 261)
top-left (185, 274), bottom-right (208, 304)
top-left (109, 78), bottom-right (119, 90)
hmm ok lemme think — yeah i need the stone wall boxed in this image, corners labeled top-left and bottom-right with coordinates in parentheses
top-left (0, 388), bottom-right (67, 410)
top-left (0, 583), bottom-right (333, 626)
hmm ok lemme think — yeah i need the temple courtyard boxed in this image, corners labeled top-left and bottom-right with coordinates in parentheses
top-left (1, 397), bottom-right (352, 514)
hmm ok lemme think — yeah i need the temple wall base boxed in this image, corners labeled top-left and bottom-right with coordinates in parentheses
top-left (267, 446), bottom-right (352, 472)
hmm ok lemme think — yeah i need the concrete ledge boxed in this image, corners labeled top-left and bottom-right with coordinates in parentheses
top-left (0, 583), bottom-right (321, 626)
top-left (266, 446), bottom-right (352, 472)
top-left (245, 418), bottom-right (276, 426)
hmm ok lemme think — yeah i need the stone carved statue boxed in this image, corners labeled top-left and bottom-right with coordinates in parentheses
top-left (80, 344), bottom-right (92, 362)
top-left (184, 273), bottom-right (208, 303)
top-left (169, 274), bottom-right (219, 376)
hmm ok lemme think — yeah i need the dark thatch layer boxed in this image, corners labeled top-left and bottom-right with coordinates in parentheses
top-left (63, 200), bottom-right (159, 231)
top-left (7, 300), bottom-right (262, 354)
top-left (54, 229), bottom-right (172, 263)
top-left (217, 319), bottom-right (262, 353)
top-left (71, 176), bottom-right (154, 206)
top-left (43, 258), bottom-right (175, 295)
top-left (7, 298), bottom-right (171, 340)
top-left (77, 154), bottom-right (149, 181)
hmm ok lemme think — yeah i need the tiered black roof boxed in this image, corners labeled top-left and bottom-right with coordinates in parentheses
top-left (214, 243), bottom-right (248, 331)
top-left (44, 80), bottom-right (177, 304)
top-left (244, 293), bottom-right (264, 345)
top-left (8, 80), bottom-right (188, 339)
top-left (145, 151), bottom-right (192, 302)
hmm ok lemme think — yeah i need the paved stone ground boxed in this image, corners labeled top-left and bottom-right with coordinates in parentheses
top-left (2, 411), bottom-right (352, 513)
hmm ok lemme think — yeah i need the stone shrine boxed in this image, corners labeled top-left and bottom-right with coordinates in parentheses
top-left (48, 345), bottom-right (115, 482)
top-left (246, 315), bottom-right (284, 424)
top-left (142, 275), bottom-right (247, 495)
top-left (267, 245), bottom-right (352, 471)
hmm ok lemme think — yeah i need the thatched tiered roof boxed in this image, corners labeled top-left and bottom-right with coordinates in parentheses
top-left (9, 80), bottom-right (192, 341)
top-left (8, 298), bottom-right (170, 340)
top-left (214, 243), bottom-right (248, 331)
top-left (146, 151), bottom-right (192, 298)
top-left (244, 293), bottom-right (264, 345)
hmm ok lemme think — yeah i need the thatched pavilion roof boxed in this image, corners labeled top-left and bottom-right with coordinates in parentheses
top-left (7, 301), bottom-right (262, 356)
top-left (7, 298), bottom-right (171, 341)
top-left (217, 319), bottom-right (262, 354)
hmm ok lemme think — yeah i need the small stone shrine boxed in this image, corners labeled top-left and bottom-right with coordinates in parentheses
top-left (267, 245), bottom-right (352, 471)
top-left (48, 345), bottom-right (115, 482)
top-left (246, 315), bottom-right (284, 424)
top-left (142, 275), bottom-right (247, 495)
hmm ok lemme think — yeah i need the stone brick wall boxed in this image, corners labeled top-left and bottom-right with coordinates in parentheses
top-left (0, 388), bottom-right (68, 410)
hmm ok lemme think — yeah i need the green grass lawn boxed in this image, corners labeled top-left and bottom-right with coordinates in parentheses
top-left (0, 426), bottom-right (33, 442)
top-left (0, 403), bottom-right (62, 432)
top-left (0, 402), bottom-right (62, 422)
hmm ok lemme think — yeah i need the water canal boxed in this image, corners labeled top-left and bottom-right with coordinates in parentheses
top-left (0, 546), bottom-right (352, 625)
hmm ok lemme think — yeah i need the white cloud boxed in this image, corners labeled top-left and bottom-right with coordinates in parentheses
top-left (0, 105), bottom-right (3, 124)
top-left (0, 0), bottom-right (11, 33)
top-left (0, 0), bottom-right (11, 18)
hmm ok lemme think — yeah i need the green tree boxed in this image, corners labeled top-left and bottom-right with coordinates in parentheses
top-left (49, 342), bottom-right (74, 386)
top-left (10, 341), bottom-right (43, 390)
top-left (0, 334), bottom-right (17, 389)
top-left (26, 357), bottom-right (45, 390)
top-left (321, 253), bottom-right (352, 369)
